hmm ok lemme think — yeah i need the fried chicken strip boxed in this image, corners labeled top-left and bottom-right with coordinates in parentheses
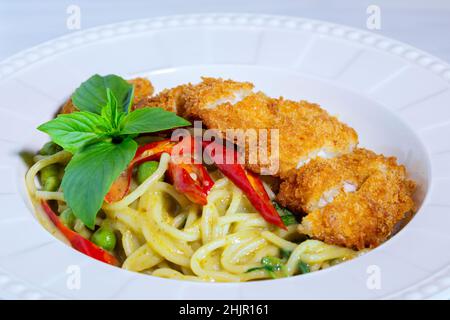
top-left (130, 78), bottom-right (416, 250)
top-left (136, 84), bottom-right (191, 114)
top-left (137, 77), bottom-right (358, 176)
top-left (276, 148), bottom-right (416, 249)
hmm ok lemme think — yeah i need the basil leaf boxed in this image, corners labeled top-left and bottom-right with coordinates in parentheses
top-left (124, 84), bottom-right (135, 113)
top-left (272, 201), bottom-right (298, 226)
top-left (61, 138), bottom-right (138, 228)
top-left (72, 74), bottom-right (133, 114)
top-left (246, 266), bottom-right (266, 273)
top-left (281, 214), bottom-right (297, 226)
top-left (261, 256), bottom-right (285, 272)
top-left (298, 261), bottom-right (310, 274)
top-left (101, 89), bottom-right (122, 130)
top-left (119, 107), bottom-right (191, 135)
top-left (280, 248), bottom-right (292, 260)
top-left (246, 256), bottom-right (288, 278)
top-left (37, 112), bottom-right (110, 153)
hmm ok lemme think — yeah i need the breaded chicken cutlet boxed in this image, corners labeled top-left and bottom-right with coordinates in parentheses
top-left (137, 77), bottom-right (358, 176)
top-left (60, 77), bottom-right (154, 114)
top-left (132, 77), bottom-right (416, 250)
top-left (84, 76), bottom-right (415, 250)
top-left (276, 148), bottom-right (416, 249)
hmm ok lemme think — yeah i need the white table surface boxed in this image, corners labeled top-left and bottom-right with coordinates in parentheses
top-left (1, 0), bottom-right (450, 300)
top-left (1, 0), bottom-right (450, 63)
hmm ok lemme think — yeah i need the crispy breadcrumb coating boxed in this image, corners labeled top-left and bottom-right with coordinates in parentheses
top-left (182, 77), bottom-right (254, 118)
top-left (135, 84), bottom-right (191, 114)
top-left (138, 77), bottom-right (357, 176)
top-left (199, 91), bottom-right (276, 131)
top-left (199, 92), bottom-right (279, 174)
top-left (275, 98), bottom-right (358, 176)
top-left (60, 77), bottom-right (154, 114)
top-left (60, 99), bottom-right (77, 115)
top-left (276, 148), bottom-right (416, 249)
top-left (129, 77), bottom-right (154, 104)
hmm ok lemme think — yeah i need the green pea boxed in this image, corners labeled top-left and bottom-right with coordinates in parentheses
top-left (44, 176), bottom-right (60, 191)
top-left (137, 161), bottom-right (159, 184)
top-left (42, 173), bottom-right (61, 191)
top-left (91, 227), bottom-right (116, 251)
top-left (40, 164), bottom-right (59, 181)
top-left (40, 164), bottom-right (61, 191)
top-left (39, 141), bottom-right (62, 156)
top-left (59, 208), bottom-right (75, 229)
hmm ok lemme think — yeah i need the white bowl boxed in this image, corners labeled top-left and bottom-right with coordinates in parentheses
top-left (0, 13), bottom-right (449, 299)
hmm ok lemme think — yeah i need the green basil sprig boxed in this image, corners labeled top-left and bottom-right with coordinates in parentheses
top-left (38, 74), bottom-right (190, 228)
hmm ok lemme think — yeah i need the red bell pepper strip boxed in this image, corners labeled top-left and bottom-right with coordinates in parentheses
top-left (131, 139), bottom-right (178, 167)
top-left (105, 139), bottom-right (177, 203)
top-left (167, 136), bottom-right (214, 205)
top-left (167, 161), bottom-right (214, 205)
top-left (203, 140), bottom-right (286, 229)
top-left (41, 200), bottom-right (119, 266)
top-left (106, 138), bottom-right (214, 205)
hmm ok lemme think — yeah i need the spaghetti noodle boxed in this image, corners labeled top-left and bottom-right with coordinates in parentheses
top-left (26, 151), bottom-right (358, 282)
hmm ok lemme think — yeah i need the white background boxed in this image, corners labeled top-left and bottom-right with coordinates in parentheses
top-left (1, 0), bottom-right (450, 62)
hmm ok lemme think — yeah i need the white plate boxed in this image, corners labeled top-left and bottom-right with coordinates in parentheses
top-left (1, 13), bottom-right (450, 300)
